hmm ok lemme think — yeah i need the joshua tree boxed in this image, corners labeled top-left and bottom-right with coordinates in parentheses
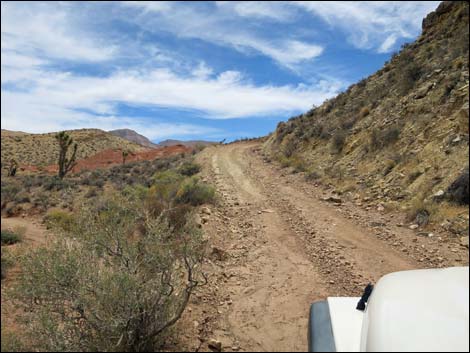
top-left (122, 150), bottom-right (129, 165)
top-left (55, 131), bottom-right (78, 179)
top-left (7, 159), bottom-right (18, 177)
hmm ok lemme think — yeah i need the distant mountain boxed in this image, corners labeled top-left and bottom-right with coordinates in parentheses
top-left (157, 139), bottom-right (217, 148)
top-left (1, 128), bottom-right (146, 167)
top-left (108, 129), bottom-right (158, 148)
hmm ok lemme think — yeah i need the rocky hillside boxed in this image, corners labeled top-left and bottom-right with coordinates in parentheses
top-left (1, 128), bottom-right (146, 168)
top-left (265, 1), bottom-right (469, 234)
top-left (108, 128), bottom-right (158, 148)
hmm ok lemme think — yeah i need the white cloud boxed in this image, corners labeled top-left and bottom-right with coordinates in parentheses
top-left (119, 1), bottom-right (323, 68)
top-left (192, 62), bottom-right (214, 79)
top-left (120, 1), bottom-right (172, 14)
top-left (215, 1), bottom-right (295, 22)
top-left (378, 34), bottom-right (398, 53)
top-left (1, 1), bottom-right (115, 62)
top-left (1, 61), bottom-right (343, 136)
top-left (293, 1), bottom-right (440, 52)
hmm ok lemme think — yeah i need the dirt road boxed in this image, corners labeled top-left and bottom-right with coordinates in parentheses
top-left (178, 141), bottom-right (468, 352)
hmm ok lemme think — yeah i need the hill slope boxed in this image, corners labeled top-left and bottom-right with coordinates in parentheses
top-left (108, 128), bottom-right (158, 148)
top-left (1, 128), bottom-right (146, 167)
top-left (265, 1), bottom-right (469, 232)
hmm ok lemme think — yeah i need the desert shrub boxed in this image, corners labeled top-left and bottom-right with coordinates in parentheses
top-left (5, 204), bottom-right (22, 217)
top-left (276, 155), bottom-right (291, 168)
top-left (178, 161), bottom-right (201, 176)
top-left (290, 156), bottom-right (307, 173)
top-left (305, 169), bottom-right (321, 181)
top-left (408, 170), bottom-right (423, 183)
top-left (14, 191), bottom-right (30, 204)
top-left (341, 117), bottom-right (357, 130)
top-left (151, 171), bottom-right (184, 206)
top-left (1, 230), bottom-right (22, 245)
top-left (331, 130), bottom-right (347, 153)
top-left (359, 106), bottom-right (370, 118)
top-left (176, 178), bottom-right (215, 206)
top-left (43, 176), bottom-right (74, 191)
top-left (382, 160), bottom-right (397, 176)
top-left (1, 181), bottom-right (20, 207)
top-left (382, 126), bottom-right (401, 145)
top-left (85, 187), bottom-right (98, 198)
top-left (32, 192), bottom-right (50, 211)
top-left (1, 247), bottom-right (13, 279)
top-left (82, 170), bottom-right (105, 188)
top-left (282, 136), bottom-right (297, 158)
top-left (44, 210), bottom-right (76, 232)
top-left (398, 62), bottom-right (422, 95)
top-left (369, 125), bottom-right (401, 151)
top-left (13, 195), bottom-right (206, 351)
top-left (446, 166), bottom-right (469, 205)
top-left (308, 123), bottom-right (325, 139)
top-left (406, 198), bottom-right (434, 226)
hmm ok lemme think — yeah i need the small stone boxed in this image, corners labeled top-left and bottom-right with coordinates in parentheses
top-left (409, 224), bottom-right (419, 230)
top-left (208, 339), bottom-right (222, 351)
top-left (460, 236), bottom-right (469, 248)
top-left (432, 190), bottom-right (445, 200)
top-left (452, 135), bottom-right (462, 144)
top-left (322, 196), bottom-right (342, 204)
top-left (201, 207), bottom-right (212, 215)
top-left (377, 204), bottom-right (385, 212)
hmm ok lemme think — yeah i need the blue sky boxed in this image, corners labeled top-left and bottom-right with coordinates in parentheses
top-left (1, 1), bottom-right (439, 143)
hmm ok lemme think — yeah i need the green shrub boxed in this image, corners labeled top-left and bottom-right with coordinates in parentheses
top-left (1, 181), bottom-right (20, 207)
top-left (277, 155), bottom-right (291, 168)
top-left (1, 230), bottom-right (22, 245)
top-left (13, 195), bottom-right (206, 351)
top-left (178, 161), bottom-right (201, 176)
top-left (43, 176), bottom-right (74, 191)
top-left (43, 210), bottom-right (75, 232)
top-left (151, 171), bottom-right (184, 205)
top-left (176, 178), bottom-right (215, 206)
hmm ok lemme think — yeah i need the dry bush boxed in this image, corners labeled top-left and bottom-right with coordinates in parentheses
top-left (13, 194), bottom-right (206, 352)
top-left (359, 106), bottom-right (370, 118)
top-left (331, 130), bottom-right (347, 153)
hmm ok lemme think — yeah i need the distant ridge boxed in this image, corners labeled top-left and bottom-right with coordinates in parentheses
top-left (108, 128), bottom-right (158, 148)
top-left (158, 139), bottom-right (216, 148)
